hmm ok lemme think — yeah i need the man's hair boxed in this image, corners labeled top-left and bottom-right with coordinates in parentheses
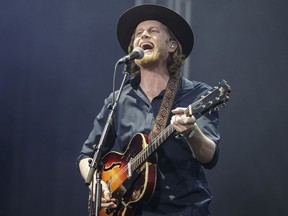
top-left (127, 25), bottom-right (186, 78)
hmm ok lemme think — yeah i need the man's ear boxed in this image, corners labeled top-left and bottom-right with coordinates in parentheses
top-left (168, 40), bottom-right (178, 52)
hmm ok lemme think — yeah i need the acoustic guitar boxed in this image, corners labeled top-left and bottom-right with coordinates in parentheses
top-left (98, 80), bottom-right (231, 216)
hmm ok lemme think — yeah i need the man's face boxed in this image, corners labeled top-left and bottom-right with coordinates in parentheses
top-left (132, 20), bottom-right (174, 67)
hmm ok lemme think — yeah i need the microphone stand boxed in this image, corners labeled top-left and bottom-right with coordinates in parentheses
top-left (85, 62), bottom-right (131, 216)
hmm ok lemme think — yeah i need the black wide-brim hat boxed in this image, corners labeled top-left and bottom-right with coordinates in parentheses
top-left (117, 4), bottom-right (194, 58)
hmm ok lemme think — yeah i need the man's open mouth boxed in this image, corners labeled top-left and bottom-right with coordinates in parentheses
top-left (140, 43), bottom-right (154, 51)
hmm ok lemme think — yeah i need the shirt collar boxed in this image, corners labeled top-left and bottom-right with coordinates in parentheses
top-left (130, 75), bottom-right (141, 90)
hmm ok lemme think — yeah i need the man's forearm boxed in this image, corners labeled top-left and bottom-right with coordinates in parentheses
top-left (184, 124), bottom-right (216, 164)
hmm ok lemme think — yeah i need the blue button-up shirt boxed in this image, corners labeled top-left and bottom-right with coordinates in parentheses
top-left (78, 76), bottom-right (220, 215)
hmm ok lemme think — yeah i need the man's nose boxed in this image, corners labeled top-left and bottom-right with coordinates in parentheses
top-left (141, 30), bottom-right (151, 38)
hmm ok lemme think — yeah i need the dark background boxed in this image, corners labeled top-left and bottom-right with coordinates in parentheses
top-left (1, 0), bottom-right (287, 215)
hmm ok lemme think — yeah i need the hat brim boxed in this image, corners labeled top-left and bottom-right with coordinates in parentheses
top-left (117, 4), bottom-right (194, 58)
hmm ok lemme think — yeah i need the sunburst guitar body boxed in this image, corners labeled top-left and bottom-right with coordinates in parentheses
top-left (100, 133), bottom-right (157, 216)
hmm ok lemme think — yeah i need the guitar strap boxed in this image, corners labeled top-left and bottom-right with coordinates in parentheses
top-left (149, 77), bottom-right (180, 140)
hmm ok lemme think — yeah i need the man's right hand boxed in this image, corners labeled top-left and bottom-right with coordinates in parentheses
top-left (80, 158), bottom-right (117, 211)
top-left (100, 180), bottom-right (117, 210)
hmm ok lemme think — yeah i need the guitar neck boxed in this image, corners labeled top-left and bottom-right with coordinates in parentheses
top-left (129, 80), bottom-right (231, 173)
top-left (131, 124), bottom-right (175, 171)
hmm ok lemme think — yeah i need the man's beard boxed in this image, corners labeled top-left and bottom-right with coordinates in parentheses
top-left (135, 48), bottom-right (163, 68)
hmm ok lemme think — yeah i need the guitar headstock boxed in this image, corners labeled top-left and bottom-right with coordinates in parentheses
top-left (188, 80), bottom-right (231, 116)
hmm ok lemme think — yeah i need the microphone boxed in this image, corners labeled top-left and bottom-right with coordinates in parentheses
top-left (117, 47), bottom-right (144, 64)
